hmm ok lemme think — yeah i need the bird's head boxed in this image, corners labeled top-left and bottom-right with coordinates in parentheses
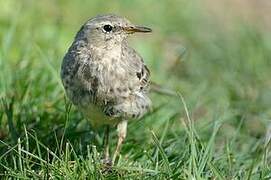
top-left (76, 14), bottom-right (152, 49)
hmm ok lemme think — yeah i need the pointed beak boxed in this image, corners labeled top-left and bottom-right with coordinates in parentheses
top-left (123, 26), bottom-right (152, 34)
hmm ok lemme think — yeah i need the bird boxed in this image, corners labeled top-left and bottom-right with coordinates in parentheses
top-left (60, 14), bottom-right (152, 165)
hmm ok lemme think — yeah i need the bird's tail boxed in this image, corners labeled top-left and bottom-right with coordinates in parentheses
top-left (150, 81), bottom-right (177, 97)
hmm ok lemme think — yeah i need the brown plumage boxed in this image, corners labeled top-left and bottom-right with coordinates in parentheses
top-left (60, 14), bottom-right (152, 164)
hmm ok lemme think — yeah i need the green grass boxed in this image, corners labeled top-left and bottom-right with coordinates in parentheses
top-left (0, 0), bottom-right (271, 179)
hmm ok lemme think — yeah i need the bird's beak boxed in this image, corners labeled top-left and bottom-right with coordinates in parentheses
top-left (123, 26), bottom-right (152, 34)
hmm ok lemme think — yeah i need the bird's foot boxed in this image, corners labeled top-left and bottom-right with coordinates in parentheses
top-left (101, 157), bottom-right (112, 166)
top-left (101, 158), bottom-right (113, 174)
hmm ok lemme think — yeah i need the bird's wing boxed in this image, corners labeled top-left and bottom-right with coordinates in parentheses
top-left (61, 40), bottom-right (99, 106)
top-left (124, 46), bottom-right (150, 92)
top-left (101, 46), bottom-right (151, 119)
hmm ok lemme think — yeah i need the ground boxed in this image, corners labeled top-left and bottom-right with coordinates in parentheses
top-left (0, 0), bottom-right (271, 179)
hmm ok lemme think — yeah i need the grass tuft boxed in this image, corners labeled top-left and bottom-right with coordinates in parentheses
top-left (1, 0), bottom-right (271, 179)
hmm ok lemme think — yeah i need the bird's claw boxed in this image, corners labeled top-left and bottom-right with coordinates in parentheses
top-left (101, 158), bottom-right (113, 174)
top-left (101, 158), bottom-right (112, 166)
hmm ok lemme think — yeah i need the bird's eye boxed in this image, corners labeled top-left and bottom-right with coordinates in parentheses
top-left (103, 25), bottom-right (113, 32)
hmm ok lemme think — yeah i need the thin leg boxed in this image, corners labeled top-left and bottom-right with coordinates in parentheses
top-left (112, 120), bottom-right (127, 164)
top-left (102, 125), bottom-right (111, 165)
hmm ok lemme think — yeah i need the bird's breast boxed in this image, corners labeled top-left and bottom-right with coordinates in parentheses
top-left (93, 47), bottom-right (128, 86)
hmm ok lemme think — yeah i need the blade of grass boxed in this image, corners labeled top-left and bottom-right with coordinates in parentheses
top-left (151, 130), bottom-right (173, 176)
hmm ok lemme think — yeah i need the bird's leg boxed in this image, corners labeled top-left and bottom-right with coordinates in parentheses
top-left (102, 125), bottom-right (111, 165)
top-left (112, 120), bottom-right (127, 164)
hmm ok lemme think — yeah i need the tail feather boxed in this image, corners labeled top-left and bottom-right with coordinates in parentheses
top-left (150, 81), bottom-right (177, 97)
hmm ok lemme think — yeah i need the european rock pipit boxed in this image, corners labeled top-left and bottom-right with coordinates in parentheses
top-left (61, 14), bottom-right (152, 164)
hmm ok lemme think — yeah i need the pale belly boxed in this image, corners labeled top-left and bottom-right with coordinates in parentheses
top-left (80, 104), bottom-right (121, 128)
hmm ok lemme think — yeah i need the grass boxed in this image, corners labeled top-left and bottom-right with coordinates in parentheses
top-left (0, 0), bottom-right (271, 179)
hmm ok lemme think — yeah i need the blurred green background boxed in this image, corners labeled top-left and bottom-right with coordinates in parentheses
top-left (0, 0), bottom-right (271, 178)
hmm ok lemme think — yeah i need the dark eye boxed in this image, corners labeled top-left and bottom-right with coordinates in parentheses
top-left (103, 25), bottom-right (113, 32)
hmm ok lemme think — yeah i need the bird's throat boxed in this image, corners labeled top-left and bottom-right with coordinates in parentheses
top-left (92, 44), bottom-right (122, 63)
